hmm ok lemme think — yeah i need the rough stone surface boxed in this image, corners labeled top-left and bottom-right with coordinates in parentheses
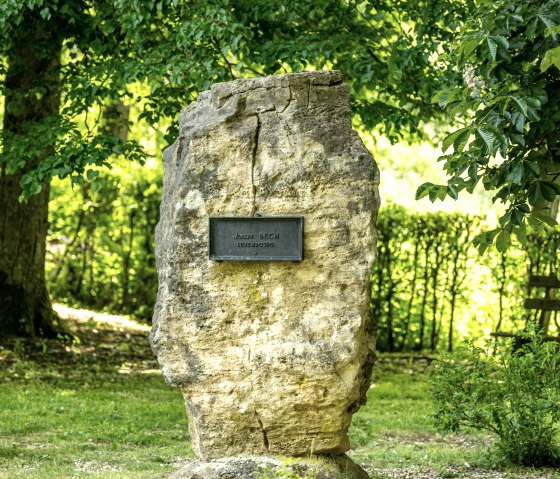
top-left (151, 71), bottom-right (380, 460)
top-left (169, 455), bottom-right (370, 479)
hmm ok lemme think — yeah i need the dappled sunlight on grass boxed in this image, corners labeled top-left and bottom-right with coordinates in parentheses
top-left (1, 310), bottom-right (558, 478)
top-left (54, 303), bottom-right (150, 333)
top-left (0, 306), bottom-right (191, 478)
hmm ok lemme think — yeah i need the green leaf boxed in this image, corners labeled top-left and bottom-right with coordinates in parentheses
top-left (510, 208), bottom-right (524, 226)
top-left (447, 184), bottom-right (459, 200)
top-left (437, 88), bottom-right (464, 108)
top-left (428, 187), bottom-right (439, 202)
top-left (475, 128), bottom-right (496, 154)
top-left (510, 133), bottom-right (525, 146)
top-left (415, 183), bottom-right (434, 200)
top-left (527, 215), bottom-right (543, 230)
top-left (541, 46), bottom-right (560, 72)
top-left (454, 129), bottom-right (471, 153)
top-left (531, 212), bottom-right (558, 227)
top-left (495, 230), bottom-right (511, 253)
top-left (442, 127), bottom-right (470, 153)
top-left (527, 161), bottom-right (539, 176)
top-left (431, 89), bottom-right (448, 105)
top-left (525, 97), bottom-right (542, 108)
top-left (526, 18), bottom-right (538, 40)
top-left (511, 96), bottom-right (528, 116)
top-left (486, 37), bottom-right (497, 61)
top-left (506, 164), bottom-right (524, 185)
top-left (514, 113), bottom-right (525, 132)
top-left (491, 35), bottom-right (509, 51)
top-left (548, 181), bottom-right (560, 194)
top-left (541, 181), bottom-right (559, 202)
top-left (425, 184), bottom-right (448, 202)
top-left (21, 174), bottom-right (34, 186)
top-left (29, 182), bottom-right (42, 196)
top-left (527, 180), bottom-right (559, 205)
top-left (545, 25), bottom-right (560, 35)
top-left (538, 14), bottom-right (556, 30)
top-left (436, 186), bottom-right (447, 201)
top-left (86, 169), bottom-right (99, 181)
top-left (514, 224), bottom-right (527, 245)
top-left (460, 36), bottom-right (484, 61)
top-left (467, 163), bottom-right (478, 183)
top-left (473, 229), bottom-right (499, 255)
top-left (528, 183), bottom-right (541, 205)
top-left (449, 101), bottom-right (470, 117)
top-left (496, 131), bottom-right (509, 156)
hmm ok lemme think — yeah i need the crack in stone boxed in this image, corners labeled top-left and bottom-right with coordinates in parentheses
top-left (250, 114), bottom-right (261, 216)
top-left (328, 79), bottom-right (344, 86)
top-left (172, 136), bottom-right (185, 166)
top-left (277, 86), bottom-right (294, 114)
top-left (256, 416), bottom-right (270, 451)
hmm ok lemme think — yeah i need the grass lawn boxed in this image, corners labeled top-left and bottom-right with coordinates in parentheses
top-left (1, 306), bottom-right (558, 478)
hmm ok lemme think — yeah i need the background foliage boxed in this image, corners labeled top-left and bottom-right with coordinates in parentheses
top-left (1, 0), bottom-right (559, 345)
top-left (47, 163), bottom-right (160, 320)
top-left (0, 0), bottom-right (470, 198)
top-left (1, 3), bottom-right (559, 479)
top-left (372, 203), bottom-right (559, 353)
top-left (1, 2), bottom-right (560, 476)
top-left (46, 195), bottom-right (560, 350)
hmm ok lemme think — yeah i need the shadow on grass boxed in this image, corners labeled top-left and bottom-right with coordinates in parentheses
top-left (1, 309), bottom-right (558, 478)
top-left (0, 306), bottom-right (192, 479)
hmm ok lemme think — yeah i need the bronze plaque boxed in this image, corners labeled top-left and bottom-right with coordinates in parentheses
top-left (209, 216), bottom-right (303, 261)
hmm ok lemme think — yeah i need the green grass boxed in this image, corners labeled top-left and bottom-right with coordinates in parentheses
top-left (0, 377), bottom-right (191, 478)
top-left (349, 364), bottom-right (482, 474)
top-left (1, 312), bottom-right (559, 478)
top-left (0, 312), bottom-right (192, 478)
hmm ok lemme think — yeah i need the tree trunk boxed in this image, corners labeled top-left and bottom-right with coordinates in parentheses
top-left (385, 243), bottom-right (396, 352)
top-left (103, 100), bottom-right (130, 142)
top-left (400, 240), bottom-right (419, 351)
top-left (415, 239), bottom-right (432, 351)
top-left (0, 11), bottom-right (64, 338)
top-left (429, 244), bottom-right (441, 352)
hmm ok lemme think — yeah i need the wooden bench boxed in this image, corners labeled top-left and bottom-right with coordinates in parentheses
top-left (491, 274), bottom-right (560, 344)
top-left (491, 331), bottom-right (560, 343)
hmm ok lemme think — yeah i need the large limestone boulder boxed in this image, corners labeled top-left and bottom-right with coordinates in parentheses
top-left (151, 70), bottom-right (380, 462)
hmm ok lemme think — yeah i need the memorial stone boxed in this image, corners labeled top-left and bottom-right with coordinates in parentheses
top-left (151, 70), bottom-right (380, 478)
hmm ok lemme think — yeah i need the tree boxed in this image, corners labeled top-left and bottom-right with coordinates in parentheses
top-left (1, 0), bottom-right (468, 337)
top-left (0, 0), bottom-right (213, 337)
top-left (417, 0), bottom-right (560, 253)
top-left (0, 7), bottom-right (67, 337)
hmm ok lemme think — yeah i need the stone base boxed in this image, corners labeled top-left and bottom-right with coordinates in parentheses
top-left (169, 454), bottom-right (370, 479)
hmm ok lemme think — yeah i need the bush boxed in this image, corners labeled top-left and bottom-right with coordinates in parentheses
top-left (430, 331), bottom-right (560, 467)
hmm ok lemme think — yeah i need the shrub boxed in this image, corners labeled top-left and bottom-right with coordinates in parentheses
top-left (430, 331), bottom-right (560, 467)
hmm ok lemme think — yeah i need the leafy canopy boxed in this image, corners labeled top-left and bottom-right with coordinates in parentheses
top-left (0, 0), bottom-right (469, 200)
top-left (417, 0), bottom-right (560, 253)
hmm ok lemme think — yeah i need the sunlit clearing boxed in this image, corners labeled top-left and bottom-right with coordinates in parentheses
top-left (53, 304), bottom-right (150, 333)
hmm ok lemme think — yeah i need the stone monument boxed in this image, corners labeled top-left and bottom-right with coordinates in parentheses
top-left (151, 70), bottom-right (380, 478)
